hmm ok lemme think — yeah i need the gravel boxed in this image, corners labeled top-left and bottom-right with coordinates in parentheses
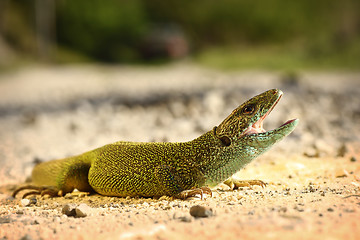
top-left (0, 64), bottom-right (359, 240)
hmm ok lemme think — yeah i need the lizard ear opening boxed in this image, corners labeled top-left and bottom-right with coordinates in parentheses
top-left (213, 127), bottom-right (231, 147)
top-left (219, 136), bottom-right (231, 147)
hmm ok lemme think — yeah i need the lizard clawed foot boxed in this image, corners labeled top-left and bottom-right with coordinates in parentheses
top-left (176, 186), bottom-right (212, 200)
top-left (224, 179), bottom-right (267, 190)
top-left (12, 185), bottom-right (62, 199)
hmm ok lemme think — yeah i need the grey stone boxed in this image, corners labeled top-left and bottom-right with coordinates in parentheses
top-left (189, 205), bottom-right (213, 218)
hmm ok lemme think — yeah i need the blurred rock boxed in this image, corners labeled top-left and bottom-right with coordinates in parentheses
top-left (62, 203), bottom-right (77, 217)
top-left (20, 199), bottom-right (31, 207)
top-left (20, 198), bottom-right (37, 207)
top-left (75, 203), bottom-right (91, 218)
top-left (189, 205), bottom-right (214, 218)
top-left (337, 144), bottom-right (347, 157)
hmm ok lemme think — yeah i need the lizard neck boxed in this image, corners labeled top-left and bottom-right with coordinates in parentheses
top-left (184, 128), bottom-right (263, 187)
top-left (184, 128), bottom-right (220, 169)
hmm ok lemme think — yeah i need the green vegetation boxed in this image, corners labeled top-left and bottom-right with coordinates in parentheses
top-left (57, 0), bottom-right (148, 62)
top-left (196, 42), bottom-right (360, 71)
top-left (0, 0), bottom-right (359, 70)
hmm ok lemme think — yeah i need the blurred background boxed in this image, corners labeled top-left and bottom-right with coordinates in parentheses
top-left (1, 3), bottom-right (360, 239)
top-left (0, 0), bottom-right (360, 186)
top-left (0, 0), bottom-right (359, 70)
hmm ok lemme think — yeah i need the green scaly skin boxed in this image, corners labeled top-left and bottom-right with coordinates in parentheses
top-left (13, 89), bottom-right (298, 199)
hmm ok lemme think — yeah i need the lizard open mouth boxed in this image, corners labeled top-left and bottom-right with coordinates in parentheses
top-left (242, 93), bottom-right (297, 136)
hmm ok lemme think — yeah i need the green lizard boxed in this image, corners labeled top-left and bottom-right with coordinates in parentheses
top-left (13, 89), bottom-right (298, 199)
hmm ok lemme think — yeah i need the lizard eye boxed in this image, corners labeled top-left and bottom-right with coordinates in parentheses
top-left (242, 104), bottom-right (256, 115)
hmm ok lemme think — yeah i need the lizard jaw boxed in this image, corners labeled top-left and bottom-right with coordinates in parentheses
top-left (242, 91), bottom-right (298, 136)
top-left (243, 93), bottom-right (282, 136)
top-left (244, 117), bottom-right (298, 136)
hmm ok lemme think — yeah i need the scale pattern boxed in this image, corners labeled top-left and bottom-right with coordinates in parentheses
top-left (26, 89), bottom-right (298, 198)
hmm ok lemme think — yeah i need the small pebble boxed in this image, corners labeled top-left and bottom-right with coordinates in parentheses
top-left (248, 210), bottom-right (255, 215)
top-left (16, 210), bottom-right (24, 214)
top-left (337, 144), bottom-right (347, 157)
top-left (335, 169), bottom-right (349, 178)
top-left (20, 199), bottom-right (31, 207)
top-left (20, 198), bottom-right (36, 207)
top-left (78, 192), bottom-right (88, 198)
top-left (178, 216), bottom-right (192, 222)
top-left (279, 207), bottom-right (287, 213)
top-left (20, 234), bottom-right (33, 240)
top-left (64, 193), bottom-right (75, 199)
top-left (189, 205), bottom-right (213, 218)
top-left (62, 203), bottom-right (77, 217)
top-left (33, 218), bottom-right (42, 225)
top-left (75, 203), bottom-right (91, 218)
top-left (343, 208), bottom-right (355, 213)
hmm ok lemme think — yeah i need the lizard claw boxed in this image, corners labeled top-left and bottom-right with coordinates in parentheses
top-left (12, 185), bottom-right (61, 199)
top-left (176, 186), bottom-right (212, 200)
top-left (224, 179), bottom-right (267, 190)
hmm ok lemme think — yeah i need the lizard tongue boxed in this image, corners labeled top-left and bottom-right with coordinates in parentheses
top-left (244, 118), bottom-right (298, 136)
top-left (243, 117), bottom-right (266, 135)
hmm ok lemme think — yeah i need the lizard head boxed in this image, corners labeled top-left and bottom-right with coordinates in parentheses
top-left (215, 89), bottom-right (298, 150)
top-left (202, 89), bottom-right (298, 186)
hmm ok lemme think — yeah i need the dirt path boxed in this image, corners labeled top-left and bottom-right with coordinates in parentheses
top-left (0, 64), bottom-right (359, 240)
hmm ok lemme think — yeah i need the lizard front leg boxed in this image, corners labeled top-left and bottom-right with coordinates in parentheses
top-left (155, 165), bottom-right (211, 199)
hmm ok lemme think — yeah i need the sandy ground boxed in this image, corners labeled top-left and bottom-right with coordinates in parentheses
top-left (0, 64), bottom-right (359, 240)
